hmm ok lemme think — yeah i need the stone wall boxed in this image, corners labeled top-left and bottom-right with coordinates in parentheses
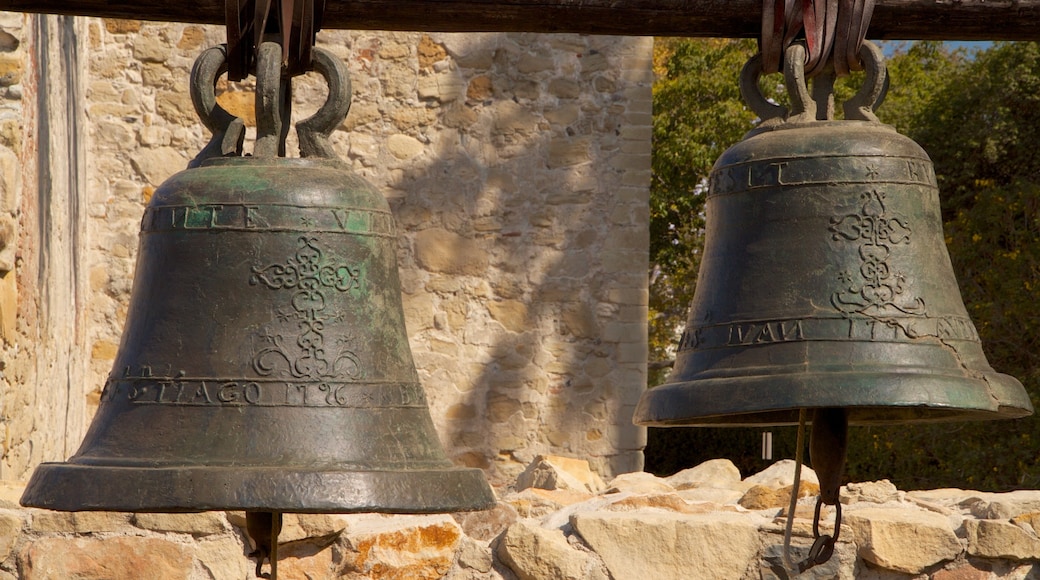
top-left (0, 458), bottom-right (1038, 578)
top-left (0, 13), bottom-right (651, 485)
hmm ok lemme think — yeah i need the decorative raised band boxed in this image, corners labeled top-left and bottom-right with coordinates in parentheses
top-left (709, 155), bottom-right (936, 197)
top-left (140, 203), bottom-right (395, 236)
top-left (100, 377), bottom-right (428, 408)
top-left (677, 315), bottom-right (980, 352)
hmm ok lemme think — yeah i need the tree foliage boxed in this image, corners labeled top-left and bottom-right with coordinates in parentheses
top-left (647, 40), bottom-right (1040, 491)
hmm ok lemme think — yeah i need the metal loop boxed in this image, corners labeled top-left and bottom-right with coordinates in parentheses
top-left (189, 45), bottom-right (246, 166)
top-left (739, 53), bottom-right (788, 127)
top-left (842, 40), bottom-right (887, 121)
top-left (783, 42), bottom-right (817, 123)
top-left (297, 46), bottom-right (352, 159)
top-left (254, 41), bottom-right (292, 158)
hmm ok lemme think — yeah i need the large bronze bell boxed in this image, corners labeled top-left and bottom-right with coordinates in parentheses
top-left (21, 44), bottom-right (494, 518)
top-left (635, 41), bottom-right (1033, 428)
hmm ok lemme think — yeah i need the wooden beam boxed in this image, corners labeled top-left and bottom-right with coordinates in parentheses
top-left (1, 0), bottom-right (1038, 40)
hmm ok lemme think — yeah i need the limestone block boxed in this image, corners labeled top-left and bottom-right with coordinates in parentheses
top-left (456, 535), bottom-right (493, 573)
top-left (418, 34), bottom-right (449, 70)
top-left (931, 562), bottom-right (993, 580)
top-left (744, 459), bottom-right (819, 488)
top-left (130, 146), bottom-right (188, 186)
top-left (0, 54), bottom-right (21, 87)
top-left (339, 514), bottom-right (461, 579)
top-left (20, 537), bottom-right (193, 579)
top-left (278, 539), bottom-right (337, 579)
top-left (132, 512), bottom-right (225, 535)
top-left (387, 133), bottom-right (425, 159)
top-left (845, 507), bottom-right (961, 574)
top-left (676, 488), bottom-right (745, 506)
top-left (414, 228), bottom-right (488, 276)
top-left (453, 501), bottom-right (518, 542)
top-left (30, 510), bottom-right (130, 533)
top-left (1012, 511), bottom-right (1040, 536)
top-left (966, 519), bottom-right (1040, 559)
top-left (666, 459), bottom-right (742, 491)
top-left (516, 455), bottom-right (607, 494)
top-left (104, 19), bottom-right (142, 34)
top-left (0, 511), bottom-right (22, 561)
top-left (487, 299), bottom-right (529, 333)
top-left (975, 491), bottom-right (1040, 519)
top-left (506, 488), bottom-right (596, 520)
top-left (841, 480), bottom-right (901, 505)
top-left (604, 472), bottom-right (674, 495)
top-left (196, 537), bottom-right (252, 580)
top-left (0, 482), bottom-right (24, 509)
top-left (739, 483), bottom-right (819, 510)
top-left (497, 520), bottom-right (605, 580)
top-left (572, 511), bottom-right (760, 580)
top-left (132, 34), bottom-right (169, 63)
top-left (0, 270), bottom-right (15, 341)
top-left (547, 137), bottom-right (592, 168)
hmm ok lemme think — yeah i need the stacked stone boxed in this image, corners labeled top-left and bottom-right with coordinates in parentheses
top-left (0, 13), bottom-right (651, 485)
top-left (1, 459), bottom-right (1040, 578)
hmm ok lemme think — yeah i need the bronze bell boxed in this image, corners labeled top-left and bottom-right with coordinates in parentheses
top-left (634, 41), bottom-right (1033, 428)
top-left (21, 44), bottom-right (494, 518)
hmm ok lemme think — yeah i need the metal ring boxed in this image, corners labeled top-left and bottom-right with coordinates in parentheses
top-left (842, 39), bottom-right (886, 121)
top-left (188, 45), bottom-right (245, 165)
top-left (297, 46), bottom-right (352, 159)
top-left (739, 53), bottom-right (787, 125)
top-left (783, 42), bottom-right (817, 123)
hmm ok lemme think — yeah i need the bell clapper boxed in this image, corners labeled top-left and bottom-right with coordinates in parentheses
top-left (782, 408), bottom-right (849, 574)
top-left (246, 511), bottom-right (283, 579)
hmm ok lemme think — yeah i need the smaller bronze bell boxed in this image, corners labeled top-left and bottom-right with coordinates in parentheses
top-left (22, 43), bottom-right (494, 515)
top-left (635, 41), bottom-right (1033, 428)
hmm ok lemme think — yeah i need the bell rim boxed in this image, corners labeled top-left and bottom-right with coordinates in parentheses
top-left (20, 464), bottom-right (496, 513)
top-left (634, 370), bottom-right (1034, 427)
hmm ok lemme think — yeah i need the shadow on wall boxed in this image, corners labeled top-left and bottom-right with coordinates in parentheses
top-left (300, 31), bottom-right (651, 485)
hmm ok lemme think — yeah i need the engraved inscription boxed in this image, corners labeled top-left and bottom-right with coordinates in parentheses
top-left (251, 237), bottom-right (363, 380)
top-left (709, 156), bottom-right (936, 196)
top-left (675, 313), bottom-right (980, 352)
top-left (141, 204), bottom-right (394, 235)
top-left (104, 376), bottom-right (426, 408)
top-left (829, 189), bottom-right (926, 317)
top-left (726, 320), bottom-right (804, 346)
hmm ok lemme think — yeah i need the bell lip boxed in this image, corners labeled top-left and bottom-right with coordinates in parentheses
top-left (20, 464), bottom-right (496, 513)
top-left (633, 371), bottom-right (1034, 427)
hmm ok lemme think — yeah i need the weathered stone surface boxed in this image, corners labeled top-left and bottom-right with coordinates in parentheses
top-left (456, 535), bottom-right (494, 573)
top-left (30, 510), bottom-right (130, 533)
top-left (931, 562), bottom-right (992, 580)
top-left (604, 471), bottom-right (675, 495)
top-left (453, 501), bottom-right (519, 541)
top-left (572, 511), bottom-right (760, 580)
top-left (0, 511), bottom-right (21, 561)
top-left (387, 133), bottom-right (425, 159)
top-left (841, 480), bottom-right (901, 505)
top-left (666, 458), bottom-right (742, 491)
top-left (132, 512), bottom-right (225, 535)
top-left (516, 455), bottom-right (607, 494)
top-left (845, 507), bottom-right (961, 574)
top-left (740, 483), bottom-right (819, 510)
top-left (744, 460), bottom-right (820, 488)
top-left (676, 487), bottom-right (745, 505)
top-left (966, 519), bottom-right (1040, 559)
top-left (506, 488), bottom-right (596, 520)
top-left (414, 228), bottom-right (489, 276)
top-left (498, 519), bottom-right (604, 580)
top-left (196, 537), bottom-right (252, 580)
top-left (129, 146), bottom-right (188, 185)
top-left (339, 514), bottom-right (462, 579)
top-left (20, 537), bottom-right (193, 579)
